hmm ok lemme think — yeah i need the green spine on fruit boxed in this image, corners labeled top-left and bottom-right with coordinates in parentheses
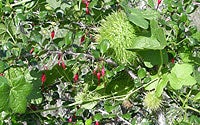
top-left (144, 91), bottom-right (162, 111)
top-left (97, 11), bottom-right (137, 64)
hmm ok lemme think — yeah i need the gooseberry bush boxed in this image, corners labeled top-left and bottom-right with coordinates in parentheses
top-left (0, 0), bottom-right (200, 124)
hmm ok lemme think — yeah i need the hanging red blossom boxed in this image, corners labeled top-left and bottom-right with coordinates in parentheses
top-left (95, 121), bottom-right (99, 125)
top-left (74, 73), bottom-right (79, 82)
top-left (51, 30), bottom-right (55, 39)
top-left (171, 58), bottom-right (175, 64)
top-left (86, 7), bottom-right (90, 14)
top-left (82, 0), bottom-right (90, 14)
top-left (41, 73), bottom-right (46, 83)
top-left (97, 72), bottom-right (101, 82)
top-left (58, 53), bottom-right (62, 66)
top-left (29, 47), bottom-right (34, 54)
top-left (68, 117), bottom-right (72, 122)
top-left (61, 61), bottom-right (66, 70)
top-left (101, 67), bottom-right (105, 77)
top-left (82, 0), bottom-right (88, 5)
top-left (158, 0), bottom-right (161, 5)
top-left (80, 35), bottom-right (85, 44)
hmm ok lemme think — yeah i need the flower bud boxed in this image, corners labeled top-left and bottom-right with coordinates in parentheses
top-left (171, 58), bottom-right (175, 64)
top-left (95, 121), bottom-right (99, 125)
top-left (51, 30), bottom-right (55, 39)
top-left (68, 117), bottom-right (72, 122)
top-left (101, 67), bottom-right (105, 77)
top-left (41, 73), bottom-right (46, 83)
top-left (29, 47), bottom-right (34, 54)
top-left (97, 72), bottom-right (101, 82)
top-left (80, 35), bottom-right (85, 44)
top-left (158, 0), bottom-right (161, 5)
top-left (74, 73), bottom-right (79, 82)
top-left (62, 61), bottom-right (66, 70)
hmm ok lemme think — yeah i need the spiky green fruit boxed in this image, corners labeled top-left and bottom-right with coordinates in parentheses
top-left (144, 91), bottom-right (162, 111)
top-left (97, 11), bottom-right (137, 64)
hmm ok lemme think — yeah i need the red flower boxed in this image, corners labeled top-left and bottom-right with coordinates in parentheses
top-left (58, 53), bottom-right (62, 66)
top-left (61, 61), bottom-right (66, 70)
top-left (85, 1), bottom-right (89, 7)
top-left (97, 72), bottom-right (101, 82)
top-left (0, 73), bottom-right (4, 76)
top-left (86, 7), bottom-right (90, 14)
top-left (158, 0), bottom-right (161, 5)
top-left (171, 58), bottom-right (175, 64)
top-left (74, 73), bottom-right (79, 82)
top-left (82, 0), bottom-right (90, 14)
top-left (80, 35), bottom-right (85, 44)
top-left (51, 30), bottom-right (55, 39)
top-left (58, 53), bottom-right (62, 60)
top-left (101, 67), bottom-right (105, 77)
top-left (29, 47), bottom-right (34, 54)
top-left (68, 117), bottom-right (72, 122)
top-left (95, 121), bottom-right (99, 125)
top-left (82, 0), bottom-right (88, 5)
top-left (41, 73), bottom-right (46, 83)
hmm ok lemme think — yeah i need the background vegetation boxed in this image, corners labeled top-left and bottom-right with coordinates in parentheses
top-left (0, 0), bottom-right (200, 124)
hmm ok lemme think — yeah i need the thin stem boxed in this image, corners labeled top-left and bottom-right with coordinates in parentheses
top-left (7, 29), bottom-right (16, 44)
top-left (125, 78), bottom-right (159, 100)
top-left (10, 0), bottom-right (32, 7)
top-left (28, 80), bottom-right (155, 114)
top-left (185, 106), bottom-right (200, 114)
top-left (182, 89), bottom-right (192, 108)
top-left (158, 50), bottom-right (163, 76)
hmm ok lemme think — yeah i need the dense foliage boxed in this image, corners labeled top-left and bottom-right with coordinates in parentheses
top-left (0, 0), bottom-right (200, 124)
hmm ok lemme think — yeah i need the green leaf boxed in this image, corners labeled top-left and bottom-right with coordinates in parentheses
top-left (138, 68), bottom-right (146, 79)
top-left (193, 92), bottom-right (200, 101)
top-left (30, 30), bottom-right (42, 44)
top-left (122, 113), bottom-right (131, 119)
top-left (192, 31), bottom-right (200, 41)
top-left (46, 0), bottom-right (61, 9)
top-left (0, 77), bottom-right (10, 112)
top-left (130, 36), bottom-right (163, 50)
top-left (141, 9), bottom-right (159, 20)
top-left (94, 113), bottom-right (103, 121)
top-left (148, 0), bottom-right (155, 8)
top-left (64, 31), bottom-right (73, 46)
top-left (104, 102), bottom-right (115, 113)
top-left (0, 23), bottom-right (6, 34)
top-left (99, 39), bottom-right (110, 54)
top-left (85, 118), bottom-right (93, 125)
top-left (137, 50), bottom-right (168, 67)
top-left (127, 12), bottom-right (149, 29)
top-left (105, 71), bottom-right (134, 95)
top-left (9, 76), bottom-right (32, 113)
top-left (150, 20), bottom-right (167, 48)
top-left (145, 75), bottom-right (159, 90)
top-left (168, 72), bottom-right (183, 90)
top-left (186, 4), bottom-right (196, 14)
top-left (155, 74), bottom-right (168, 97)
top-left (171, 63), bottom-right (193, 78)
top-left (168, 63), bottom-right (197, 90)
top-left (0, 61), bottom-right (5, 73)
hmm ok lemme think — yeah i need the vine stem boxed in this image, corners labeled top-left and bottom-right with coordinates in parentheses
top-left (185, 106), bottom-right (200, 114)
top-left (28, 79), bottom-right (156, 114)
top-left (158, 50), bottom-right (163, 76)
top-left (10, 0), bottom-right (32, 7)
top-left (7, 29), bottom-right (16, 44)
top-left (123, 78), bottom-right (158, 100)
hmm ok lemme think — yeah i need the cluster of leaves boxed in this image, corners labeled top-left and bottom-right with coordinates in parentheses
top-left (0, 0), bottom-right (200, 124)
